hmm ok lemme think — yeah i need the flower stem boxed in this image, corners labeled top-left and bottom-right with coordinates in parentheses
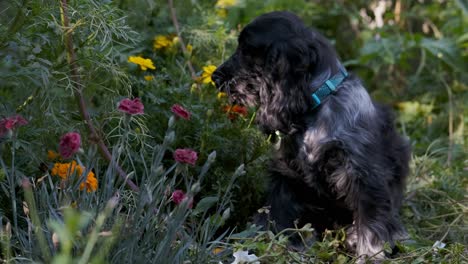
top-left (167, 0), bottom-right (199, 84)
top-left (59, 0), bottom-right (139, 192)
top-left (22, 179), bottom-right (51, 261)
top-left (10, 134), bottom-right (18, 232)
top-left (0, 150), bottom-right (17, 233)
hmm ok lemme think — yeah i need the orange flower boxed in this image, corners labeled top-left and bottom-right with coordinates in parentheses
top-left (51, 161), bottom-right (79, 179)
top-left (47, 150), bottom-right (60, 160)
top-left (222, 105), bottom-right (248, 119)
top-left (212, 247), bottom-right (224, 254)
top-left (231, 105), bottom-right (248, 116)
top-left (51, 161), bottom-right (98, 192)
top-left (79, 171), bottom-right (98, 192)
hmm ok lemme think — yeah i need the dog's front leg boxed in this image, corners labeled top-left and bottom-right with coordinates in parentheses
top-left (263, 172), bottom-right (304, 232)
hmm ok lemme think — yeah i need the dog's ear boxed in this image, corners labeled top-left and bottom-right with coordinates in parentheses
top-left (257, 39), bottom-right (315, 134)
top-left (265, 29), bottom-right (339, 80)
top-left (256, 30), bottom-right (339, 134)
top-left (265, 38), bottom-right (316, 79)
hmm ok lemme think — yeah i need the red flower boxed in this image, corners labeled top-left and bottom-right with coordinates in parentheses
top-left (118, 98), bottom-right (144, 115)
top-left (0, 115), bottom-right (28, 137)
top-left (171, 104), bottom-right (191, 120)
top-left (171, 190), bottom-right (193, 208)
top-left (59, 132), bottom-right (81, 159)
top-left (173, 148), bottom-right (198, 165)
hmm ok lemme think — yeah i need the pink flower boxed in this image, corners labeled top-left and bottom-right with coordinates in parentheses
top-left (171, 190), bottom-right (193, 208)
top-left (118, 98), bottom-right (144, 115)
top-left (171, 104), bottom-right (191, 120)
top-left (173, 148), bottom-right (198, 165)
top-left (59, 132), bottom-right (81, 159)
top-left (0, 115), bottom-right (28, 137)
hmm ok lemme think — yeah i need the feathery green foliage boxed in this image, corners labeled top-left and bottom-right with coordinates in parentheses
top-left (0, 0), bottom-right (466, 263)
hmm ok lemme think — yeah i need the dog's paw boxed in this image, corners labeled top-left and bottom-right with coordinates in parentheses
top-left (345, 225), bottom-right (358, 252)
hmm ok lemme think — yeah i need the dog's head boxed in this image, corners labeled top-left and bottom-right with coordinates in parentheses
top-left (213, 11), bottom-right (340, 133)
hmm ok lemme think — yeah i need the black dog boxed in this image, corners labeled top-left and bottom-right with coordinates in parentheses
top-left (213, 11), bottom-right (411, 259)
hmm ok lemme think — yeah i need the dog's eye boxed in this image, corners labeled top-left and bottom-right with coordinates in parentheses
top-left (242, 44), bottom-right (259, 55)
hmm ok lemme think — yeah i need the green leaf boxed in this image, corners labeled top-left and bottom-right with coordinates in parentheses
top-left (335, 254), bottom-right (348, 264)
top-left (192, 196), bottom-right (218, 215)
top-left (420, 37), bottom-right (465, 71)
top-left (229, 225), bottom-right (262, 239)
top-left (454, 0), bottom-right (468, 14)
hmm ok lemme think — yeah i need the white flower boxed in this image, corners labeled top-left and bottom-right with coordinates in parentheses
top-left (231, 250), bottom-right (260, 264)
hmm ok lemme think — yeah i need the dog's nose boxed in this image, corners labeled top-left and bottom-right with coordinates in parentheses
top-left (211, 71), bottom-right (224, 89)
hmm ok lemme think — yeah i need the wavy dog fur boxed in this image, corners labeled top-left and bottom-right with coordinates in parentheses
top-left (213, 11), bottom-right (411, 259)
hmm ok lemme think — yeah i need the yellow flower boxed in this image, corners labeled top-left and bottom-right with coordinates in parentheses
top-left (217, 92), bottom-right (227, 100)
top-left (200, 65), bottom-right (217, 86)
top-left (128, 56), bottom-right (156, 71)
top-left (144, 75), bottom-right (154, 81)
top-left (47, 150), bottom-right (60, 160)
top-left (153, 35), bottom-right (176, 50)
top-left (186, 44), bottom-right (193, 54)
top-left (79, 171), bottom-right (98, 192)
top-left (212, 247), bottom-right (224, 254)
top-left (215, 0), bottom-right (237, 8)
top-left (216, 8), bottom-right (228, 18)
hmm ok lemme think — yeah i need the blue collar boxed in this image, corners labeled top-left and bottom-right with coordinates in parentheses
top-left (311, 67), bottom-right (348, 109)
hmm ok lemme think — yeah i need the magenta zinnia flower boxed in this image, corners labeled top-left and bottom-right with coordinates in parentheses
top-left (0, 115), bottom-right (28, 137)
top-left (173, 148), bottom-right (198, 165)
top-left (118, 98), bottom-right (144, 115)
top-left (171, 189), bottom-right (193, 208)
top-left (59, 132), bottom-right (81, 159)
top-left (171, 190), bottom-right (186, 204)
top-left (171, 104), bottom-right (191, 120)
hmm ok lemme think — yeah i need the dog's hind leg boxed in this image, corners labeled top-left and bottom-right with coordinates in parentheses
top-left (327, 157), bottom-right (399, 260)
top-left (352, 183), bottom-right (405, 260)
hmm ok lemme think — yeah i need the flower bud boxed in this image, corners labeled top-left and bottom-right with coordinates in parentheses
top-left (165, 131), bottom-right (175, 145)
top-left (167, 116), bottom-right (175, 129)
top-left (153, 165), bottom-right (164, 176)
top-left (52, 232), bottom-right (59, 249)
top-left (234, 164), bottom-right (245, 177)
top-left (190, 83), bottom-right (198, 93)
top-left (207, 151), bottom-right (217, 163)
top-left (107, 196), bottom-right (119, 209)
top-left (221, 208), bottom-right (231, 221)
top-left (5, 222), bottom-right (11, 239)
top-left (190, 181), bottom-right (201, 193)
top-left (23, 201), bottom-right (29, 216)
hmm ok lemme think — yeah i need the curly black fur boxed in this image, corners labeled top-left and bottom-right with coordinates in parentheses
top-left (213, 11), bottom-right (411, 259)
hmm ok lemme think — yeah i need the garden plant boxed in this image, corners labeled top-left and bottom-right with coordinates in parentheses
top-left (0, 0), bottom-right (466, 263)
